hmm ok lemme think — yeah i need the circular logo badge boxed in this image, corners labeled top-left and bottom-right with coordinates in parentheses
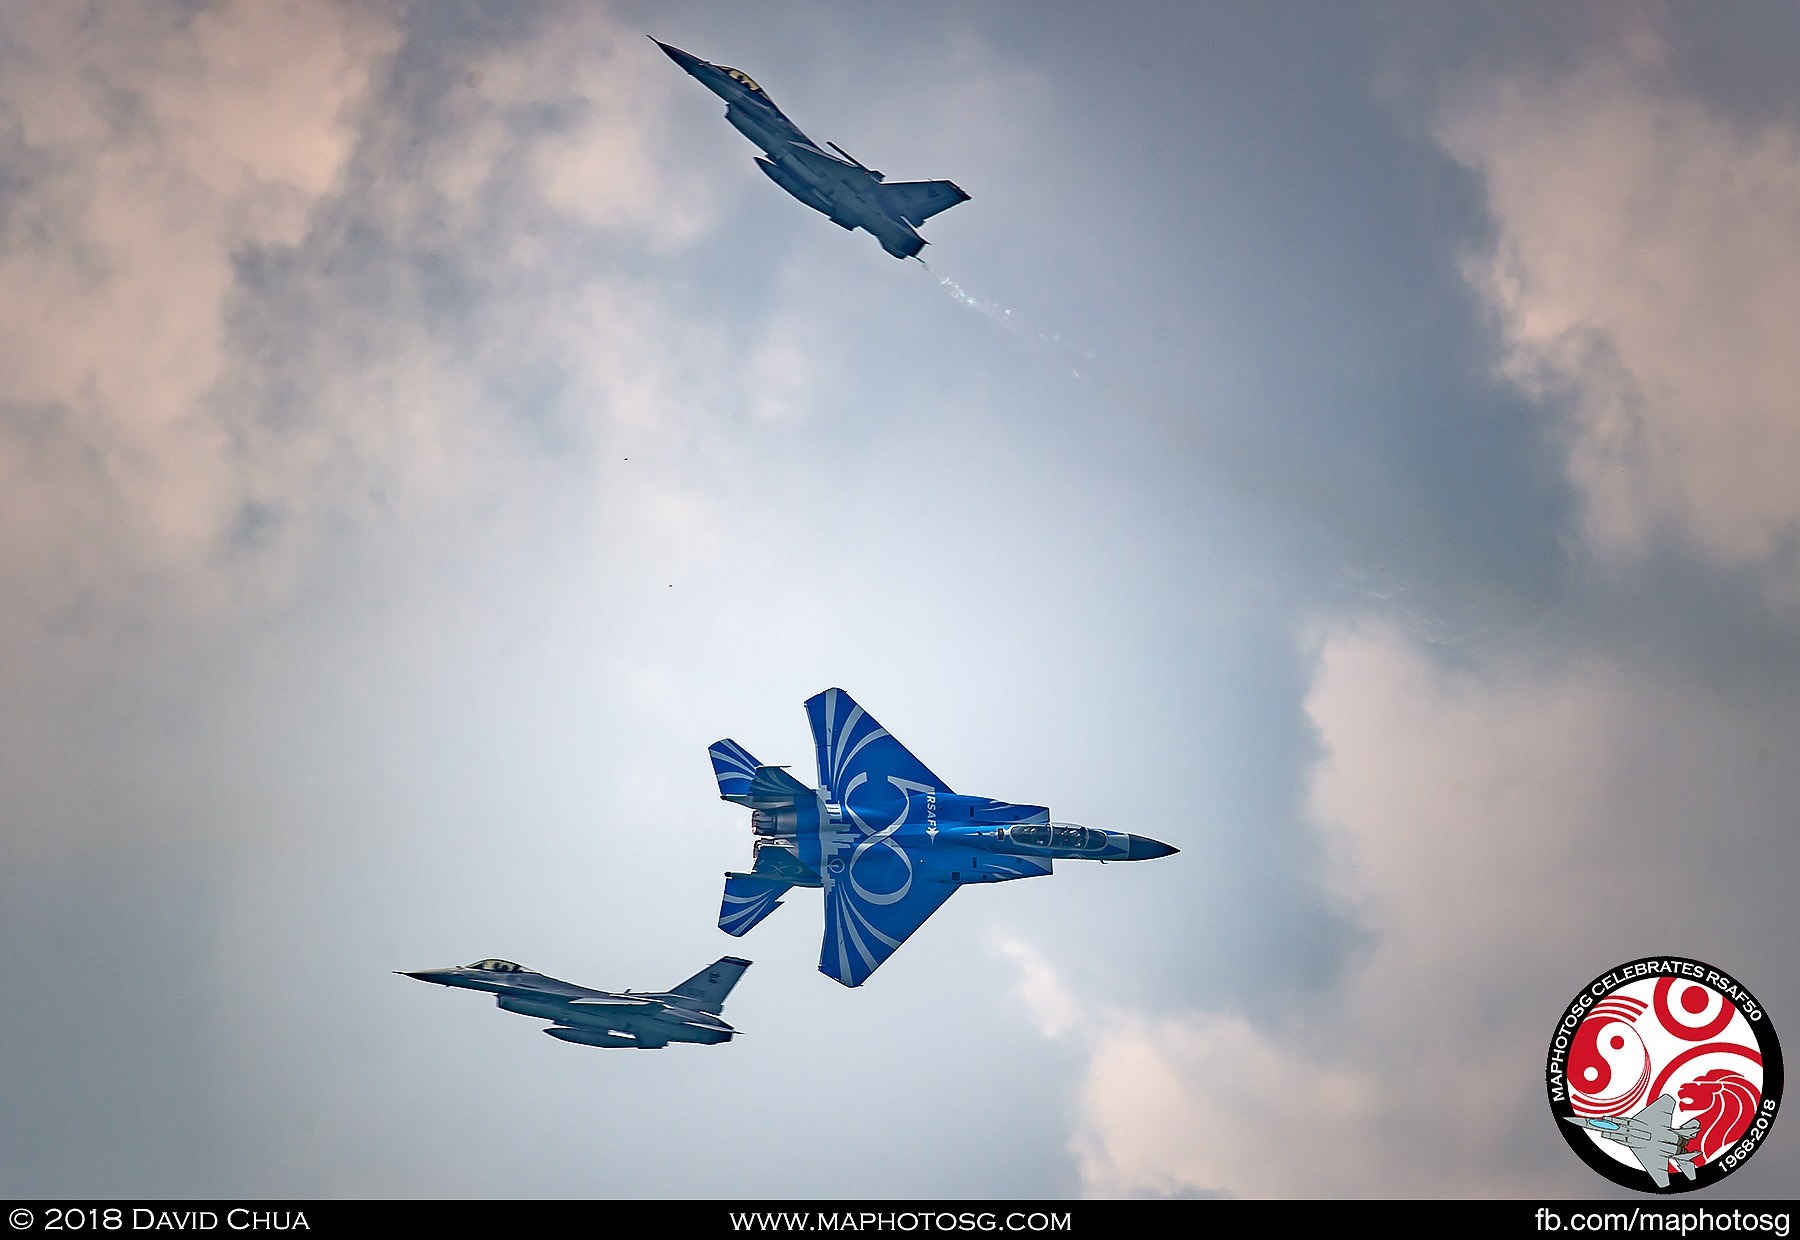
top-left (1546, 957), bottom-right (1782, 1192)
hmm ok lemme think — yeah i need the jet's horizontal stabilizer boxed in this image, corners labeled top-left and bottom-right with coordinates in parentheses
top-left (720, 873), bottom-right (792, 937)
top-left (877, 180), bottom-right (970, 226)
top-left (669, 956), bottom-right (753, 1012)
top-left (750, 765), bottom-right (812, 801)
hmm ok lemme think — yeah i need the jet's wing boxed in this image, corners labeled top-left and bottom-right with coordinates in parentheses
top-left (1630, 1096), bottom-right (1681, 1188)
top-left (805, 688), bottom-right (952, 822)
top-left (1632, 1148), bottom-right (1672, 1190)
top-left (819, 839), bottom-right (956, 987)
top-left (876, 180), bottom-right (969, 226)
top-left (782, 139), bottom-right (861, 185)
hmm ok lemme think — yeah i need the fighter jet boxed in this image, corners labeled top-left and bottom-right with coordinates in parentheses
top-left (1564, 1095), bottom-right (1702, 1188)
top-left (710, 688), bottom-right (1179, 987)
top-left (653, 38), bottom-right (969, 259)
top-left (400, 956), bottom-right (751, 1049)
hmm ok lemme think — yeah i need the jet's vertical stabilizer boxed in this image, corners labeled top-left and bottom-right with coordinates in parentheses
top-left (668, 956), bottom-right (753, 1013)
top-left (709, 739), bottom-right (761, 801)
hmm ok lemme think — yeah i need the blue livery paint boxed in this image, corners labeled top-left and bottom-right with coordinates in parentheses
top-left (711, 689), bottom-right (1178, 987)
top-left (708, 739), bottom-right (760, 801)
top-left (807, 686), bottom-right (952, 825)
top-left (719, 872), bottom-right (791, 936)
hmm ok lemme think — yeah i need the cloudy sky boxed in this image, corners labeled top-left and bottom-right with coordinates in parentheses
top-left (3, 0), bottom-right (1797, 1200)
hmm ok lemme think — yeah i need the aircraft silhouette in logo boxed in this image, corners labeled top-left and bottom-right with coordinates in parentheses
top-left (1565, 1095), bottom-right (1702, 1188)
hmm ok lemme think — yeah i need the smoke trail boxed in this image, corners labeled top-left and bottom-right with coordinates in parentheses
top-left (916, 259), bottom-right (1094, 379)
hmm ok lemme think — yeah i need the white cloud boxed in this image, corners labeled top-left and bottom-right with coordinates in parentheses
top-left (1019, 620), bottom-right (1799, 1197)
top-left (0, 2), bottom-right (745, 646)
top-left (1433, 27), bottom-right (1800, 601)
top-left (994, 934), bottom-right (1081, 1038)
top-left (0, 1), bottom-right (397, 632)
top-left (452, 11), bottom-right (721, 248)
top-left (1073, 1011), bottom-right (1376, 1199)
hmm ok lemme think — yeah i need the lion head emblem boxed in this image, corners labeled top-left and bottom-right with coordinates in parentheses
top-left (1678, 1069), bottom-right (1760, 1163)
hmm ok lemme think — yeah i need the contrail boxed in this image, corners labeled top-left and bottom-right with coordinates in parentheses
top-left (917, 259), bottom-right (1094, 379)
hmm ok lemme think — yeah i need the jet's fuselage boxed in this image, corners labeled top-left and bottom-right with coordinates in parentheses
top-left (717, 91), bottom-right (877, 228)
top-left (756, 791), bottom-right (1174, 864)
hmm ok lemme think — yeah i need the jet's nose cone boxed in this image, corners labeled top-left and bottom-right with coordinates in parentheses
top-left (649, 37), bottom-right (705, 74)
top-left (399, 969), bottom-right (457, 985)
top-left (1124, 835), bottom-right (1179, 861)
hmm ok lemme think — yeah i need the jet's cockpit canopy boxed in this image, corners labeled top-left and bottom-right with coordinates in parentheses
top-left (724, 67), bottom-right (763, 95)
top-left (466, 958), bottom-right (527, 973)
top-left (1006, 823), bottom-right (1109, 853)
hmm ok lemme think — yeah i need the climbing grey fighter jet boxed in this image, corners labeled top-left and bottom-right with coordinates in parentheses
top-left (1564, 1095), bottom-right (1702, 1188)
top-left (654, 39), bottom-right (969, 259)
top-left (710, 689), bottom-right (1179, 987)
top-left (400, 956), bottom-right (751, 1049)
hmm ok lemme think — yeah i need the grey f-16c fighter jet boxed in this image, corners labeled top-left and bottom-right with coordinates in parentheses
top-left (654, 38), bottom-right (969, 259)
top-left (400, 956), bottom-right (751, 1049)
top-left (1564, 1095), bottom-right (1702, 1188)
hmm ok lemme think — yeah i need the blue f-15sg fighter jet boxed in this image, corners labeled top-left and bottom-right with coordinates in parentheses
top-left (710, 689), bottom-right (1178, 987)
top-left (653, 39), bottom-right (969, 259)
